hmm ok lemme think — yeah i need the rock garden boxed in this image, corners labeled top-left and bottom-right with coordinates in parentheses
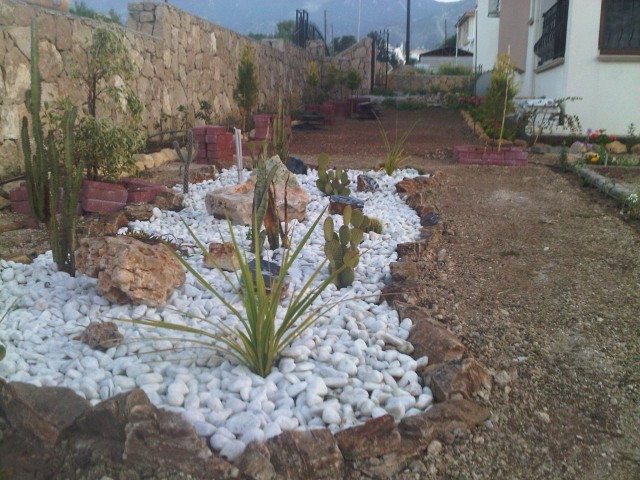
top-left (1, 11), bottom-right (639, 480)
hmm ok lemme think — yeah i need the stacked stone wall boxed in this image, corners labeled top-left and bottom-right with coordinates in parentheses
top-left (0, 0), bottom-right (372, 178)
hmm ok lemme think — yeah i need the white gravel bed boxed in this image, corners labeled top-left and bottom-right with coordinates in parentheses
top-left (0, 167), bottom-right (432, 461)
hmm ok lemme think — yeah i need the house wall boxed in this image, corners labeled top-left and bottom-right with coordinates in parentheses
top-left (456, 14), bottom-right (475, 51)
top-left (498, 0), bottom-right (530, 72)
top-left (475, 0), bottom-right (501, 72)
top-left (522, 0), bottom-right (640, 136)
top-left (0, 0), bottom-right (372, 178)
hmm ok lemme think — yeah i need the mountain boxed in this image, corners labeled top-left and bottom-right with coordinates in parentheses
top-left (85, 0), bottom-right (475, 50)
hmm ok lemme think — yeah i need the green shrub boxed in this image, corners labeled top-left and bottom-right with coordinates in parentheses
top-left (436, 64), bottom-right (473, 76)
top-left (379, 118), bottom-right (416, 174)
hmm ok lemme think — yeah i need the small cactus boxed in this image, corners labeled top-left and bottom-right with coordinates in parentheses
top-left (323, 205), bottom-right (362, 289)
top-left (316, 154), bottom-right (350, 196)
top-left (174, 130), bottom-right (196, 194)
top-left (361, 216), bottom-right (384, 234)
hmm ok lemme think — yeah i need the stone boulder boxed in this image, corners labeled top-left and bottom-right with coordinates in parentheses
top-left (631, 143), bottom-right (640, 154)
top-left (265, 429), bottom-right (345, 479)
top-left (0, 381), bottom-right (91, 447)
top-left (204, 242), bottom-right (240, 271)
top-left (75, 236), bottom-right (185, 307)
top-left (74, 321), bottom-right (124, 351)
top-left (605, 140), bottom-right (627, 155)
top-left (205, 161), bottom-right (309, 225)
top-left (426, 358), bottom-right (492, 402)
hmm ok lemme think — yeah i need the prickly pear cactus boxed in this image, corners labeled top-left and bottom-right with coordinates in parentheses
top-left (323, 205), bottom-right (363, 288)
top-left (316, 154), bottom-right (351, 196)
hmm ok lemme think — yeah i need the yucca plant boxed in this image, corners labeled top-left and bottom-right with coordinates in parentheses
top-left (118, 208), bottom-right (352, 377)
top-left (378, 117), bottom-right (416, 175)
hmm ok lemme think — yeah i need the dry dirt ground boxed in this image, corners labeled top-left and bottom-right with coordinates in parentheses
top-left (296, 109), bottom-right (640, 480)
top-left (1, 108), bottom-right (639, 479)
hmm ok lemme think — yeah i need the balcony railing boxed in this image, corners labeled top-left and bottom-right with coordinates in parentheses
top-left (533, 0), bottom-right (569, 65)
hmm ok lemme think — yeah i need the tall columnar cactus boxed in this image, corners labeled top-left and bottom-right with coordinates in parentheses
top-left (316, 154), bottom-right (351, 196)
top-left (323, 205), bottom-right (365, 288)
top-left (21, 20), bottom-right (83, 275)
top-left (21, 20), bottom-right (48, 224)
top-left (174, 130), bottom-right (196, 194)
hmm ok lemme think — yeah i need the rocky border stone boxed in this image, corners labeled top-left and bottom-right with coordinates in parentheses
top-left (0, 171), bottom-right (493, 479)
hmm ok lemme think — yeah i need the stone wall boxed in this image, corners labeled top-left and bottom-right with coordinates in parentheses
top-left (334, 37), bottom-right (374, 92)
top-left (0, 0), bottom-right (372, 178)
top-left (388, 73), bottom-right (472, 95)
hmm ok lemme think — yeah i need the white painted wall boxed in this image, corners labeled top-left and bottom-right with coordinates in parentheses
top-left (475, 0), bottom-right (501, 73)
top-left (522, 0), bottom-right (640, 136)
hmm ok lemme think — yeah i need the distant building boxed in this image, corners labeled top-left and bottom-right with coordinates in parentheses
top-left (417, 47), bottom-right (473, 72)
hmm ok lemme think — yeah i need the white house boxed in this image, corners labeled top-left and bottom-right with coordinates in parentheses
top-left (456, 9), bottom-right (476, 52)
top-left (474, 0), bottom-right (501, 73)
top-left (520, 0), bottom-right (640, 136)
top-left (471, 0), bottom-right (639, 136)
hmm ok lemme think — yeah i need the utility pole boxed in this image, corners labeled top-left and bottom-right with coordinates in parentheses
top-left (405, 0), bottom-right (411, 64)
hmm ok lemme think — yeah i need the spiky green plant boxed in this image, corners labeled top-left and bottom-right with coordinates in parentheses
top-left (21, 20), bottom-right (83, 275)
top-left (316, 154), bottom-right (351, 196)
top-left (378, 117), bottom-right (416, 175)
top-left (272, 97), bottom-right (289, 163)
top-left (117, 207), bottom-right (357, 377)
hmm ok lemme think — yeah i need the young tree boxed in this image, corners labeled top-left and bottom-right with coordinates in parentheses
top-left (70, 1), bottom-right (122, 25)
top-left (276, 20), bottom-right (295, 40)
top-left (332, 35), bottom-right (357, 54)
top-left (233, 46), bottom-right (259, 133)
top-left (79, 28), bottom-right (139, 118)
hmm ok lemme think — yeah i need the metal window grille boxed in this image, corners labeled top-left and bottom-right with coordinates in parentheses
top-left (533, 0), bottom-right (569, 65)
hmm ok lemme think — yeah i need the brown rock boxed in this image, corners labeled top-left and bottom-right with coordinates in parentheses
top-left (399, 399), bottom-right (490, 450)
top-left (73, 389), bottom-right (151, 441)
top-left (335, 414), bottom-right (401, 460)
top-left (77, 212), bottom-right (129, 238)
top-left (5, 254), bottom-right (32, 264)
top-left (205, 176), bottom-right (309, 225)
top-left (235, 440), bottom-right (276, 480)
top-left (0, 221), bottom-right (23, 233)
top-left (74, 321), bottom-right (124, 351)
top-left (630, 143), bottom-right (640, 154)
top-left (395, 178), bottom-right (419, 194)
top-left (605, 140), bottom-right (627, 154)
top-left (75, 236), bottom-right (185, 307)
top-left (266, 429), bottom-right (345, 479)
top-left (427, 358), bottom-right (492, 402)
top-left (389, 261), bottom-right (418, 282)
top-left (0, 382), bottom-right (91, 447)
top-left (407, 317), bottom-right (465, 364)
top-left (398, 411), bottom-right (438, 456)
top-left (204, 242), bottom-right (240, 271)
top-left (420, 225), bottom-right (442, 246)
top-left (396, 240), bottom-right (433, 260)
top-left (405, 191), bottom-right (432, 210)
top-left (381, 281), bottom-right (421, 305)
top-left (124, 203), bottom-right (155, 221)
top-left (124, 403), bottom-right (238, 478)
top-left (152, 188), bottom-right (184, 211)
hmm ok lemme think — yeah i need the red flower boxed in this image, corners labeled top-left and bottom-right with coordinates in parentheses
top-left (611, 135), bottom-right (617, 141)
top-left (591, 133), bottom-right (598, 138)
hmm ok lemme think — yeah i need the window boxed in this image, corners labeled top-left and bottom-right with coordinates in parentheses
top-left (599, 0), bottom-right (640, 54)
top-left (488, 0), bottom-right (501, 17)
top-left (533, 0), bottom-right (569, 65)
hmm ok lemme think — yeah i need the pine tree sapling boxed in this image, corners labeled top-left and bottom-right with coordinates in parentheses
top-left (234, 46), bottom-right (259, 133)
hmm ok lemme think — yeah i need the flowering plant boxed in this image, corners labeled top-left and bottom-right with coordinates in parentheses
top-left (626, 191), bottom-right (640, 219)
top-left (587, 128), bottom-right (616, 146)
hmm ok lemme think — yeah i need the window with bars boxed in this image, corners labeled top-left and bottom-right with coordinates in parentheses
top-left (599, 0), bottom-right (640, 54)
top-left (533, 0), bottom-right (569, 65)
top-left (488, 0), bottom-right (501, 17)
